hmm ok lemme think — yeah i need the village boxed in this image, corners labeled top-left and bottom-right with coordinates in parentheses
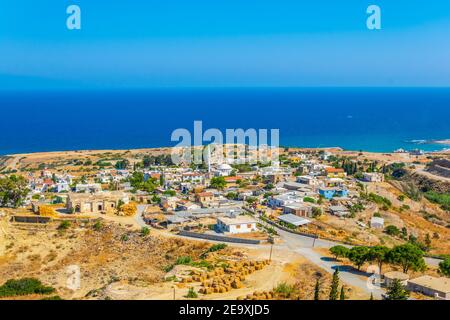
top-left (0, 145), bottom-right (449, 300)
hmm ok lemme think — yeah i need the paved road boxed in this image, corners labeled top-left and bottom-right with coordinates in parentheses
top-left (134, 205), bottom-right (441, 299)
top-left (135, 204), bottom-right (385, 298)
top-left (275, 227), bottom-right (385, 299)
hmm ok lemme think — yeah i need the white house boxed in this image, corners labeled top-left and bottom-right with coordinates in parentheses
top-left (296, 175), bottom-right (321, 187)
top-left (370, 217), bottom-right (385, 229)
top-left (216, 216), bottom-right (258, 234)
top-left (76, 183), bottom-right (102, 193)
top-left (363, 172), bottom-right (384, 183)
top-left (56, 180), bottom-right (70, 193)
top-left (268, 191), bottom-right (303, 208)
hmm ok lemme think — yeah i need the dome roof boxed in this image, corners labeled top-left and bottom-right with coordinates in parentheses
top-left (218, 163), bottom-right (232, 170)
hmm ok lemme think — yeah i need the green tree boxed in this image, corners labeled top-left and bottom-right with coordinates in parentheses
top-left (384, 225), bottom-right (401, 237)
top-left (387, 243), bottom-right (426, 273)
top-left (129, 172), bottom-right (157, 193)
top-left (385, 279), bottom-right (409, 300)
top-left (339, 286), bottom-right (346, 300)
top-left (0, 175), bottom-right (29, 208)
top-left (368, 246), bottom-right (390, 274)
top-left (329, 269), bottom-right (340, 300)
top-left (312, 207), bottom-right (322, 218)
top-left (210, 176), bottom-right (226, 190)
top-left (329, 246), bottom-right (349, 261)
top-left (225, 192), bottom-right (238, 200)
top-left (115, 159), bottom-right (129, 170)
top-left (438, 257), bottom-right (450, 277)
top-left (348, 246), bottom-right (370, 271)
top-left (370, 293), bottom-right (374, 300)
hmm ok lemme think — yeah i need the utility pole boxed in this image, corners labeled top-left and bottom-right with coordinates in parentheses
top-left (269, 236), bottom-right (274, 262)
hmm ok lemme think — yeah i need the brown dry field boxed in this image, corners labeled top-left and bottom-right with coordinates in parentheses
top-left (0, 213), bottom-right (367, 300)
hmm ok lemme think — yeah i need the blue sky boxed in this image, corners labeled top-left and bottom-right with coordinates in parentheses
top-left (1, 0), bottom-right (449, 89)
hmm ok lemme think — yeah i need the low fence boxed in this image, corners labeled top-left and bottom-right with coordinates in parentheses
top-left (178, 230), bottom-right (261, 245)
top-left (10, 215), bottom-right (52, 224)
top-left (11, 215), bottom-right (99, 225)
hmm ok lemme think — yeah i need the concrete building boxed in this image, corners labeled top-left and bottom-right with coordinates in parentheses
top-left (67, 191), bottom-right (129, 214)
top-left (370, 217), bottom-right (385, 229)
top-left (407, 276), bottom-right (450, 300)
top-left (278, 214), bottom-right (311, 227)
top-left (195, 192), bottom-right (216, 207)
top-left (296, 175), bottom-right (321, 187)
top-left (319, 187), bottom-right (349, 200)
top-left (75, 183), bottom-right (102, 193)
top-left (363, 172), bottom-right (385, 183)
top-left (282, 203), bottom-right (313, 218)
top-left (383, 271), bottom-right (409, 288)
top-left (329, 205), bottom-right (350, 217)
top-left (216, 216), bottom-right (258, 234)
top-left (325, 167), bottom-right (347, 179)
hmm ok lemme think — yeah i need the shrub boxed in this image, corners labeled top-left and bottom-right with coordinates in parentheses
top-left (424, 191), bottom-right (450, 212)
top-left (93, 220), bottom-right (102, 231)
top-left (185, 287), bottom-right (198, 299)
top-left (58, 220), bottom-right (71, 230)
top-left (0, 278), bottom-right (55, 297)
top-left (207, 243), bottom-right (227, 253)
top-left (274, 282), bottom-right (295, 298)
top-left (438, 257), bottom-right (450, 277)
top-left (384, 225), bottom-right (400, 237)
top-left (175, 256), bottom-right (193, 265)
top-left (141, 227), bottom-right (150, 237)
top-left (303, 197), bottom-right (316, 204)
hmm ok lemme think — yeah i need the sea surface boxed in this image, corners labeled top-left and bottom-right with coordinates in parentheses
top-left (0, 88), bottom-right (449, 155)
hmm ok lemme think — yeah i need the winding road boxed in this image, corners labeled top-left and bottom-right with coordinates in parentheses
top-left (134, 204), bottom-right (386, 298)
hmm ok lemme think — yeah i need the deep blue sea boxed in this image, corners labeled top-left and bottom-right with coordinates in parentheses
top-left (0, 88), bottom-right (449, 155)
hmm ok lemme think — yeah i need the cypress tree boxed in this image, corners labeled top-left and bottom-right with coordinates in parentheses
top-left (370, 293), bottom-right (374, 300)
top-left (340, 286), bottom-right (345, 300)
top-left (314, 279), bottom-right (320, 300)
top-left (386, 279), bottom-right (409, 300)
top-left (329, 269), bottom-right (340, 300)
